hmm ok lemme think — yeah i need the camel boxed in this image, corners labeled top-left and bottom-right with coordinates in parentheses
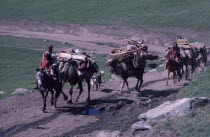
top-left (187, 48), bottom-right (199, 75)
top-left (197, 47), bottom-right (208, 69)
top-left (106, 51), bottom-right (146, 94)
top-left (59, 59), bottom-right (98, 104)
top-left (35, 64), bottom-right (67, 112)
top-left (179, 48), bottom-right (190, 79)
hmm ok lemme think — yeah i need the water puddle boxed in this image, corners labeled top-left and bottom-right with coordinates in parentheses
top-left (80, 108), bottom-right (103, 115)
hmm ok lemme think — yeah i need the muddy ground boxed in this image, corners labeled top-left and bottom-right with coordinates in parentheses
top-left (0, 21), bottom-right (209, 137)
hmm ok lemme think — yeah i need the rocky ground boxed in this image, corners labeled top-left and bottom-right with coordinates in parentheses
top-left (0, 21), bottom-right (209, 137)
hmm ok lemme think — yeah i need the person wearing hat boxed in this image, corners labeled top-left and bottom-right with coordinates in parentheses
top-left (170, 42), bottom-right (180, 62)
top-left (40, 45), bottom-right (53, 69)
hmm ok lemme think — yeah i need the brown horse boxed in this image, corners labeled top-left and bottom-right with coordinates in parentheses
top-left (165, 48), bottom-right (182, 85)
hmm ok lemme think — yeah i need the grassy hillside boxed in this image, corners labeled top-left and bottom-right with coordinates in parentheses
top-left (159, 69), bottom-right (210, 137)
top-left (0, 36), bottom-right (73, 98)
top-left (0, 0), bottom-right (209, 29)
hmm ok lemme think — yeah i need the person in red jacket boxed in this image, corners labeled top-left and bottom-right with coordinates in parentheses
top-left (33, 45), bottom-right (54, 89)
top-left (40, 45), bottom-right (53, 69)
top-left (170, 42), bottom-right (180, 62)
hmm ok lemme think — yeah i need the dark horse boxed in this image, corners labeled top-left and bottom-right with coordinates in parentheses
top-left (165, 49), bottom-right (182, 85)
top-left (59, 59), bottom-right (98, 104)
top-left (106, 51), bottom-right (146, 94)
top-left (36, 64), bottom-right (67, 112)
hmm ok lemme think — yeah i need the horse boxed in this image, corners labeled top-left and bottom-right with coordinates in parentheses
top-left (164, 48), bottom-right (182, 85)
top-left (36, 64), bottom-right (66, 112)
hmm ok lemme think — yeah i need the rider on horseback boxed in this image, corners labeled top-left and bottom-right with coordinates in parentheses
top-left (40, 45), bottom-right (53, 69)
top-left (34, 45), bottom-right (60, 89)
top-left (170, 42), bottom-right (181, 62)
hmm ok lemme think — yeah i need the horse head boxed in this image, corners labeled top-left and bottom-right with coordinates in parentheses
top-left (36, 69), bottom-right (48, 91)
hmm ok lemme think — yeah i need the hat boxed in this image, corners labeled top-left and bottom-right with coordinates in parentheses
top-left (47, 45), bottom-right (53, 50)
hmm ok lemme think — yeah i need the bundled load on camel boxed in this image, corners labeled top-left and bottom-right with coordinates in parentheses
top-left (176, 38), bottom-right (189, 45)
top-left (190, 42), bottom-right (206, 49)
top-left (177, 41), bottom-right (207, 50)
top-left (56, 48), bottom-right (98, 73)
top-left (108, 39), bottom-right (158, 61)
top-left (108, 39), bottom-right (147, 61)
top-left (57, 48), bottom-right (95, 63)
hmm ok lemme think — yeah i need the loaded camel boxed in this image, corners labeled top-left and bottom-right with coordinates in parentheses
top-left (58, 53), bottom-right (98, 104)
top-left (106, 40), bottom-right (149, 93)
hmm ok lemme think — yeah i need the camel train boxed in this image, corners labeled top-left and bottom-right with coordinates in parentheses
top-left (35, 39), bottom-right (208, 112)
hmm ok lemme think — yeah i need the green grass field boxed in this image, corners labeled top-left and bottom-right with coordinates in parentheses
top-left (0, 0), bottom-right (209, 29)
top-left (159, 68), bottom-right (210, 137)
top-left (0, 36), bottom-right (73, 98)
top-left (0, 36), bottom-right (162, 98)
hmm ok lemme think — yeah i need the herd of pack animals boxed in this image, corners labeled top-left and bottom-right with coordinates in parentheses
top-left (35, 39), bottom-right (209, 112)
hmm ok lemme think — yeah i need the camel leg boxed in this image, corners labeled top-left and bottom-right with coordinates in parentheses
top-left (42, 90), bottom-right (49, 113)
top-left (50, 90), bottom-right (54, 107)
top-left (135, 80), bottom-right (140, 91)
top-left (60, 82), bottom-right (68, 101)
top-left (138, 78), bottom-right (144, 92)
top-left (61, 91), bottom-right (68, 101)
top-left (67, 84), bottom-right (74, 104)
top-left (125, 79), bottom-right (130, 93)
top-left (98, 83), bottom-right (101, 91)
top-left (54, 89), bottom-right (60, 108)
top-left (185, 64), bottom-right (188, 79)
top-left (120, 80), bottom-right (126, 94)
top-left (85, 78), bottom-right (91, 102)
top-left (76, 81), bottom-right (83, 102)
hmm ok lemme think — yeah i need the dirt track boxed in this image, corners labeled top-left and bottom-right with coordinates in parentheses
top-left (0, 21), bottom-right (208, 137)
top-left (0, 69), bottom-right (190, 137)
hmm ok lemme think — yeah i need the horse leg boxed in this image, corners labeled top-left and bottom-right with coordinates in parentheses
top-left (67, 84), bottom-right (74, 104)
top-left (177, 68), bottom-right (181, 82)
top-left (167, 71), bottom-right (170, 86)
top-left (42, 90), bottom-right (49, 113)
top-left (173, 72), bottom-right (176, 85)
top-left (76, 81), bottom-right (83, 102)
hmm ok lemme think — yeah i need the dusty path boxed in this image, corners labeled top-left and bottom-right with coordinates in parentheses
top-left (0, 20), bottom-right (177, 55)
top-left (0, 68), bottom-right (190, 137)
